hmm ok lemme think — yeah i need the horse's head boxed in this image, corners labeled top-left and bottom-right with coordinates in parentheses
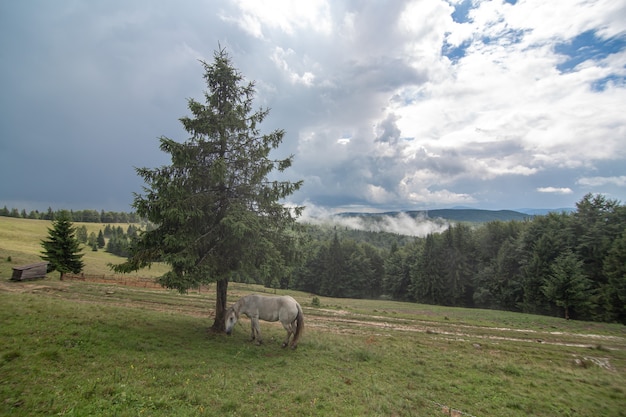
top-left (224, 306), bottom-right (239, 335)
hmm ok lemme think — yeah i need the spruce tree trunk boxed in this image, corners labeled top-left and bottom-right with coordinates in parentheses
top-left (212, 277), bottom-right (229, 332)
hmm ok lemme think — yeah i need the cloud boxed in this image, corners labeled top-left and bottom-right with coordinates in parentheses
top-left (537, 187), bottom-right (574, 194)
top-left (298, 202), bottom-right (449, 237)
top-left (226, 0), bottom-right (332, 38)
top-left (1, 0), bottom-right (625, 212)
top-left (577, 176), bottom-right (626, 187)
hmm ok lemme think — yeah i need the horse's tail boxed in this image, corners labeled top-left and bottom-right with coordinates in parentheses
top-left (292, 302), bottom-right (304, 348)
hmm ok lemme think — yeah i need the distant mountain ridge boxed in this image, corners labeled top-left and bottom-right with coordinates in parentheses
top-left (424, 209), bottom-right (531, 222)
top-left (338, 208), bottom-right (540, 223)
top-left (515, 207), bottom-right (575, 215)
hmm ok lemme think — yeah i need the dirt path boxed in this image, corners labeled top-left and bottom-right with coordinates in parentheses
top-left (307, 311), bottom-right (626, 350)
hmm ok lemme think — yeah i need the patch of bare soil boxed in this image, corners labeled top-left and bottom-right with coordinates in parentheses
top-left (0, 280), bottom-right (70, 294)
top-left (572, 355), bottom-right (616, 371)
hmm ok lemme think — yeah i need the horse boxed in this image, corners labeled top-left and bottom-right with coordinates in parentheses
top-left (224, 294), bottom-right (304, 349)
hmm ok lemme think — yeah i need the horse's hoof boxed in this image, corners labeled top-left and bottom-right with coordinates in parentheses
top-left (281, 343), bottom-right (288, 348)
top-left (291, 345), bottom-right (298, 350)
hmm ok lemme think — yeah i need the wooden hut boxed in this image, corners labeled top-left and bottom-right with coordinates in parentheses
top-left (11, 262), bottom-right (49, 281)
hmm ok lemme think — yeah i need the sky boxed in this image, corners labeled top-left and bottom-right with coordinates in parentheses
top-left (1, 0), bottom-right (625, 217)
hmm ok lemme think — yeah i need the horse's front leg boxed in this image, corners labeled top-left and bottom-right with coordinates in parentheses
top-left (249, 322), bottom-right (255, 341)
top-left (251, 317), bottom-right (263, 345)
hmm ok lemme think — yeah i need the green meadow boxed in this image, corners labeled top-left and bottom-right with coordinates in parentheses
top-left (1, 217), bottom-right (625, 416)
top-left (0, 216), bottom-right (170, 279)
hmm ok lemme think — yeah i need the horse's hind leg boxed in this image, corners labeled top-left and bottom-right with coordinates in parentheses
top-left (282, 330), bottom-right (292, 348)
top-left (281, 322), bottom-right (293, 348)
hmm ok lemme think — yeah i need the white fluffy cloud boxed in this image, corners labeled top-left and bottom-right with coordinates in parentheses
top-left (227, 0), bottom-right (626, 210)
top-left (537, 187), bottom-right (574, 195)
top-left (578, 176), bottom-right (626, 187)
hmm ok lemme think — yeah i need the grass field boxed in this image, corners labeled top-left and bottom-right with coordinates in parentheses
top-left (0, 216), bottom-right (170, 279)
top-left (1, 217), bottom-right (626, 416)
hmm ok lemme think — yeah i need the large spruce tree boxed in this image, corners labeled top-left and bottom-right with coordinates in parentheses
top-left (113, 48), bottom-right (303, 331)
top-left (40, 211), bottom-right (85, 279)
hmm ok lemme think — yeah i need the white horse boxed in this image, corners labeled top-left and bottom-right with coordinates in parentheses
top-left (225, 294), bottom-right (304, 349)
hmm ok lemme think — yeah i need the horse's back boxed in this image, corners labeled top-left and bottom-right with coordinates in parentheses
top-left (246, 294), bottom-right (298, 322)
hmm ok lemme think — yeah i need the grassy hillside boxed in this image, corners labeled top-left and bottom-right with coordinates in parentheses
top-left (1, 280), bottom-right (625, 416)
top-left (0, 217), bottom-right (169, 279)
top-left (1, 216), bottom-right (626, 415)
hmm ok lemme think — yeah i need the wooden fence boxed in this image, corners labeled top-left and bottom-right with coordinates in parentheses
top-left (62, 273), bottom-right (214, 292)
top-left (63, 273), bottom-right (164, 289)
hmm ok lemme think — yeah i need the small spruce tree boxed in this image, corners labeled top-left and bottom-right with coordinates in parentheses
top-left (97, 230), bottom-right (106, 248)
top-left (40, 211), bottom-right (85, 280)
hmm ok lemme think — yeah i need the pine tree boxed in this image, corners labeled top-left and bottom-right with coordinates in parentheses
top-left (541, 250), bottom-right (592, 319)
top-left (383, 242), bottom-right (406, 300)
top-left (97, 230), bottom-right (106, 248)
top-left (76, 225), bottom-right (88, 244)
top-left (412, 233), bottom-right (445, 304)
top-left (113, 48), bottom-right (303, 331)
top-left (320, 232), bottom-right (345, 297)
top-left (40, 211), bottom-right (85, 279)
top-left (603, 231), bottom-right (626, 323)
